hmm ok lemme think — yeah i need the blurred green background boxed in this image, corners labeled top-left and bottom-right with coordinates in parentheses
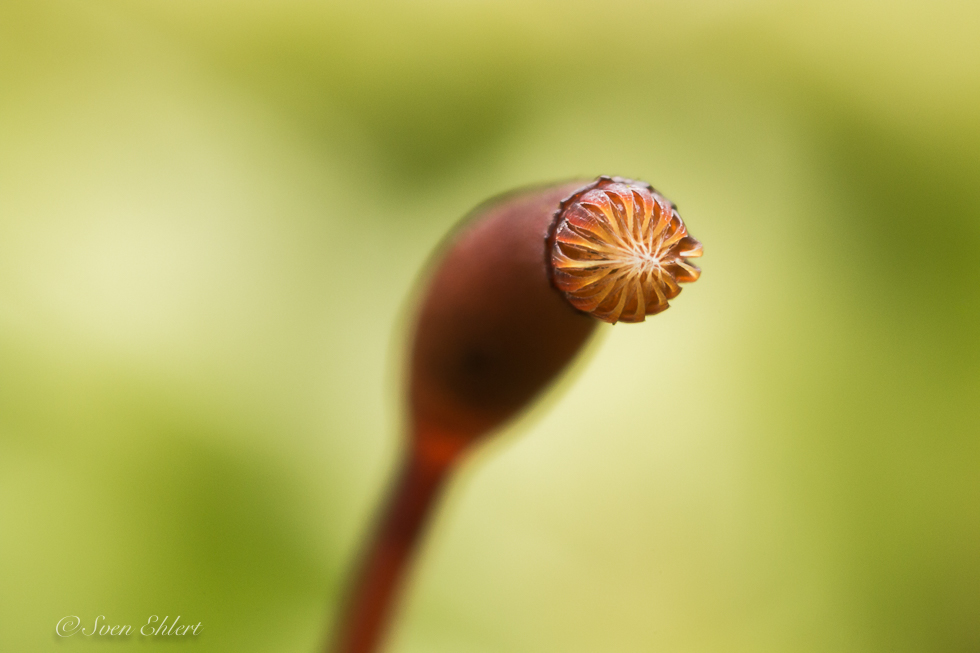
top-left (2, 1), bottom-right (978, 651)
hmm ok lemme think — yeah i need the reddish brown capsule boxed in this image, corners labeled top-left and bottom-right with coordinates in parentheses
top-left (409, 176), bottom-right (702, 449)
top-left (408, 180), bottom-right (596, 451)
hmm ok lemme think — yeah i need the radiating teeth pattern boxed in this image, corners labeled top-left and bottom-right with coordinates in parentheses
top-left (550, 178), bottom-right (703, 324)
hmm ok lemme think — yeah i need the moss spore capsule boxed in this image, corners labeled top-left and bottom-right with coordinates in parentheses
top-left (330, 175), bottom-right (704, 653)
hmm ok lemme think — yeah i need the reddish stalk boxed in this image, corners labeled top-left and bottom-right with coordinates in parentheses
top-left (327, 425), bottom-right (468, 653)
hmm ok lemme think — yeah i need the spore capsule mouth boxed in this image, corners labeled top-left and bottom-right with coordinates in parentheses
top-left (549, 176), bottom-right (703, 324)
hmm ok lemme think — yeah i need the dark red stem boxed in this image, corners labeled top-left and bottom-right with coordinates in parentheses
top-left (328, 428), bottom-right (467, 653)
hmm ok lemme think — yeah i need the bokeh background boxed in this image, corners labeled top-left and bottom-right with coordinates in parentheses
top-left (2, 1), bottom-right (978, 651)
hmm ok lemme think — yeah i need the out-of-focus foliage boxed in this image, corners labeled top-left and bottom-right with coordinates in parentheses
top-left (1, 1), bottom-right (978, 651)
